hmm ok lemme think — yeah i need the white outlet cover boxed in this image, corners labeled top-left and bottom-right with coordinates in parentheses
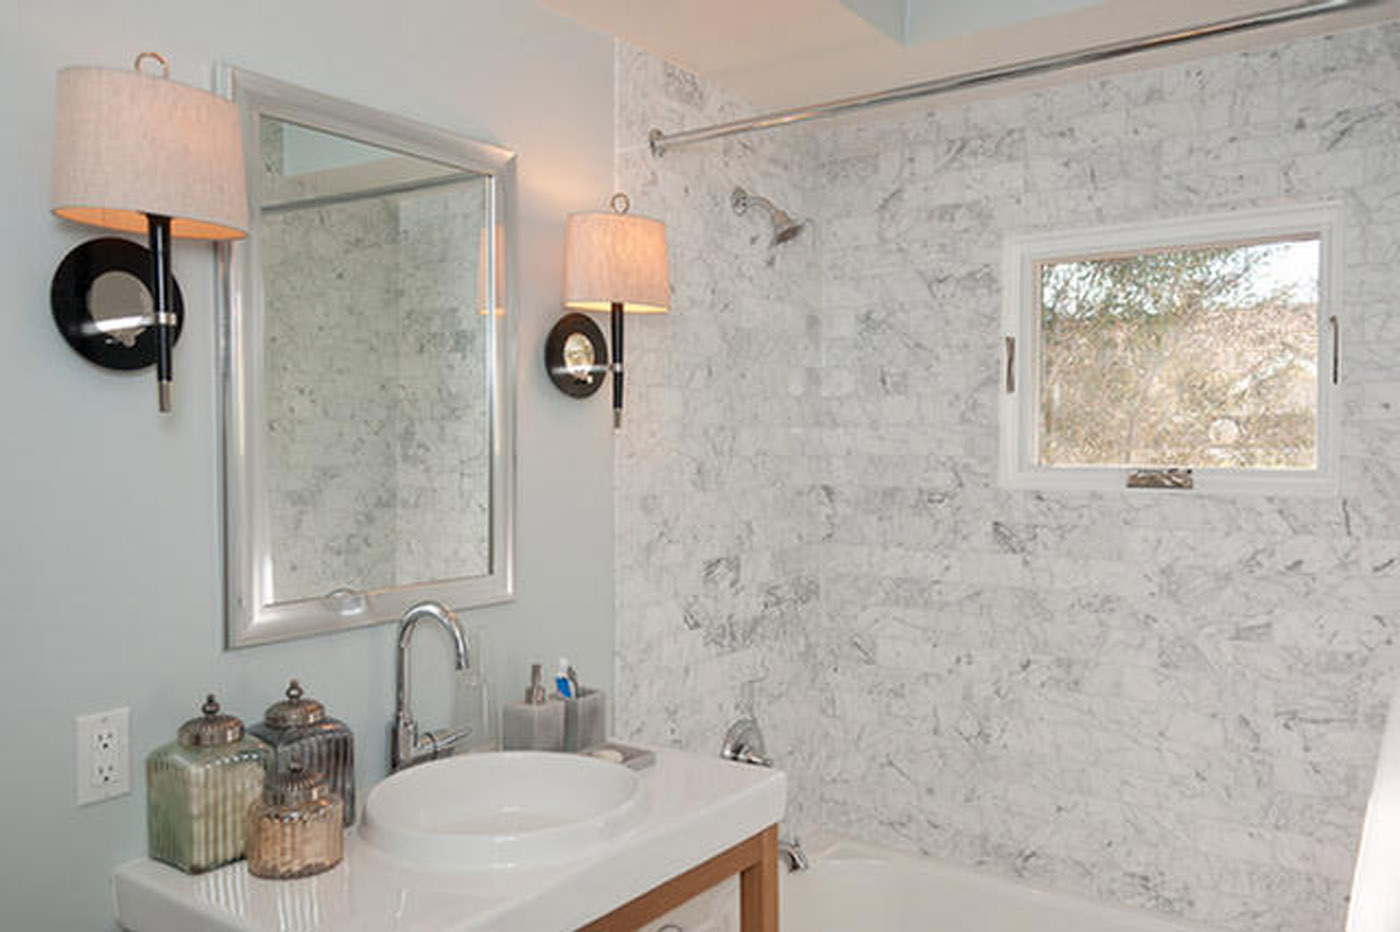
top-left (76, 707), bottom-right (130, 806)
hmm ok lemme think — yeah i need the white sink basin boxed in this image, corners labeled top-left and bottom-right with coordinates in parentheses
top-left (359, 751), bottom-right (643, 869)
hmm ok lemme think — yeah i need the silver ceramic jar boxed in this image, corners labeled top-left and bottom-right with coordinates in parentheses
top-left (248, 680), bottom-right (356, 826)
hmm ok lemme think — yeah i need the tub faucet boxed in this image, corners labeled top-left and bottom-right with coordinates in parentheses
top-left (392, 601), bottom-right (471, 771)
top-left (779, 836), bottom-right (810, 873)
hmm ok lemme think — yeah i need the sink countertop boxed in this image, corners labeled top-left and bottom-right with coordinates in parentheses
top-left (114, 747), bottom-right (786, 932)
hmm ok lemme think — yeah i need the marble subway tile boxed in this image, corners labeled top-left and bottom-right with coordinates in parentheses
top-left (614, 24), bottom-right (1400, 932)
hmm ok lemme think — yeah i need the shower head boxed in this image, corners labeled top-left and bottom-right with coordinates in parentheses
top-left (732, 187), bottom-right (804, 246)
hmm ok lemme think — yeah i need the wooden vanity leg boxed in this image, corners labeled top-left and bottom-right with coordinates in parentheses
top-left (577, 824), bottom-right (781, 932)
top-left (739, 824), bottom-right (779, 932)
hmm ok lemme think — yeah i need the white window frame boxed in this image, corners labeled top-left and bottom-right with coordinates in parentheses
top-left (999, 204), bottom-right (1342, 496)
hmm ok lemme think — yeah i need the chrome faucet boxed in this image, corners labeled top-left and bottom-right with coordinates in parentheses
top-left (779, 837), bottom-right (810, 872)
top-left (719, 718), bottom-right (808, 871)
top-left (720, 717), bottom-right (773, 768)
top-left (392, 601), bottom-right (472, 771)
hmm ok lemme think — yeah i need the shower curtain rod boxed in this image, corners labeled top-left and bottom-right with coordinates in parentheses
top-left (647, 0), bottom-right (1380, 156)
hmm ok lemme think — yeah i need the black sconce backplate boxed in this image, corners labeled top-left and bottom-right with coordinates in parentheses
top-left (50, 237), bottom-right (184, 371)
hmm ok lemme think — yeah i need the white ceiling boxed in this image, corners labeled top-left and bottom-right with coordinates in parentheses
top-left (540, 0), bottom-right (1396, 113)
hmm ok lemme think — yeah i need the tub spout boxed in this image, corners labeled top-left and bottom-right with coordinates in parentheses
top-left (779, 837), bottom-right (810, 873)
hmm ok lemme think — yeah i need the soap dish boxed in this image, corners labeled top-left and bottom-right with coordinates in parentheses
top-left (581, 741), bottom-right (655, 770)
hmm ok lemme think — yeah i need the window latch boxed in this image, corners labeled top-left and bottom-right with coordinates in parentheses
top-left (1126, 468), bottom-right (1194, 490)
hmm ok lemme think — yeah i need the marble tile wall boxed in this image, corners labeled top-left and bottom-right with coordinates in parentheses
top-left (615, 23), bottom-right (1400, 932)
top-left (612, 42), bottom-right (829, 836)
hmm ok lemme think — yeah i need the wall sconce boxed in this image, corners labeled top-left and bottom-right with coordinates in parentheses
top-left (544, 312), bottom-right (609, 398)
top-left (50, 237), bottom-right (185, 371)
top-left (50, 52), bottom-right (248, 412)
top-left (560, 192), bottom-right (669, 429)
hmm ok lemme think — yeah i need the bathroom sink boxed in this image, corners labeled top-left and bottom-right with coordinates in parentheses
top-left (359, 751), bottom-right (643, 869)
top-left (116, 747), bottom-right (787, 931)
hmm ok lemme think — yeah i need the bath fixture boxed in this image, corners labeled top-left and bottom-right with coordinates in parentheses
top-left (50, 237), bottom-right (185, 371)
top-left (563, 192), bottom-right (670, 429)
top-left (731, 188), bottom-right (804, 246)
top-left (649, 0), bottom-right (1377, 155)
top-left (392, 601), bottom-right (472, 771)
top-left (51, 52), bottom-right (248, 412)
top-left (779, 836), bottom-right (810, 873)
top-left (544, 312), bottom-right (609, 398)
top-left (721, 717), bottom-right (774, 768)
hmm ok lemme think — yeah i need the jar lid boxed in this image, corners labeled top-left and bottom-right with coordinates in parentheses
top-left (177, 695), bottom-right (245, 748)
top-left (263, 679), bottom-right (326, 729)
top-left (263, 757), bottom-right (332, 807)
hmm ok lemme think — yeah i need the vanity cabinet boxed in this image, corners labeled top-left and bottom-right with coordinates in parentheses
top-left (579, 825), bottom-right (778, 932)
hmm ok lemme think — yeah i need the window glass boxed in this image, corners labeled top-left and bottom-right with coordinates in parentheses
top-left (1036, 237), bottom-right (1321, 470)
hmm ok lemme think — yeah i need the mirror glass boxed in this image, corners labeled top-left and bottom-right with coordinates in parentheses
top-left (222, 69), bottom-right (515, 647)
top-left (259, 119), bottom-right (492, 599)
top-left (87, 270), bottom-right (152, 347)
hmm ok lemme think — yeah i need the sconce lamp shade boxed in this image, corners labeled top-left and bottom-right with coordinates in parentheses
top-left (563, 210), bottom-right (669, 314)
top-left (558, 192), bottom-right (666, 430)
top-left (51, 66), bottom-right (248, 240)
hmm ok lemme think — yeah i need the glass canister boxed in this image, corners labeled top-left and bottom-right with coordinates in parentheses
top-left (245, 758), bottom-right (344, 879)
top-left (146, 695), bottom-right (272, 874)
top-left (247, 679), bottom-right (356, 826)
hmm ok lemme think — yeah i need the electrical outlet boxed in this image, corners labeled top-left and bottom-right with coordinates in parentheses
top-left (76, 707), bottom-right (130, 806)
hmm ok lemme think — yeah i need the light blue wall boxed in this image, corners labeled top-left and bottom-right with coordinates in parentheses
top-left (0, 2), bottom-right (617, 929)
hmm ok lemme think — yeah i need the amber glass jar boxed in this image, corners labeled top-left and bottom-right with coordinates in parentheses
top-left (146, 695), bottom-right (272, 874)
top-left (248, 679), bottom-right (355, 825)
top-left (245, 758), bottom-right (345, 879)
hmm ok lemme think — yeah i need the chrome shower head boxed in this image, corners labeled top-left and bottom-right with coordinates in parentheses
top-left (772, 213), bottom-right (804, 244)
top-left (732, 187), bottom-right (804, 246)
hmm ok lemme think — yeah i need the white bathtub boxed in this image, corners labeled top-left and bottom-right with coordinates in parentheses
top-left (646, 834), bottom-right (1223, 932)
top-left (781, 836), bottom-right (1220, 932)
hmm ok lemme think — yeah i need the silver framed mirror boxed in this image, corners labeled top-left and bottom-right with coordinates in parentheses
top-left (218, 67), bottom-right (515, 648)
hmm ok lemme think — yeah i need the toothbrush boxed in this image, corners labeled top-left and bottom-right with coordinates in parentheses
top-left (555, 658), bottom-right (574, 698)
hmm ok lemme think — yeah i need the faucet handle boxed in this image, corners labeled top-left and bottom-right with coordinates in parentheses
top-left (721, 717), bottom-right (773, 767)
top-left (729, 748), bottom-right (774, 768)
top-left (420, 724), bottom-right (474, 758)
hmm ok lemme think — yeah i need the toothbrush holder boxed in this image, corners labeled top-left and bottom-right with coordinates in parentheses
top-left (563, 688), bottom-right (606, 752)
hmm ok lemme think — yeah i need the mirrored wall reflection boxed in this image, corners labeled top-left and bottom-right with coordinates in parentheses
top-left (258, 117), bottom-right (492, 604)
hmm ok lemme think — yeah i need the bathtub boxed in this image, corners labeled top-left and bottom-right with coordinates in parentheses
top-left (646, 834), bottom-right (1221, 932)
top-left (781, 836), bottom-right (1220, 932)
